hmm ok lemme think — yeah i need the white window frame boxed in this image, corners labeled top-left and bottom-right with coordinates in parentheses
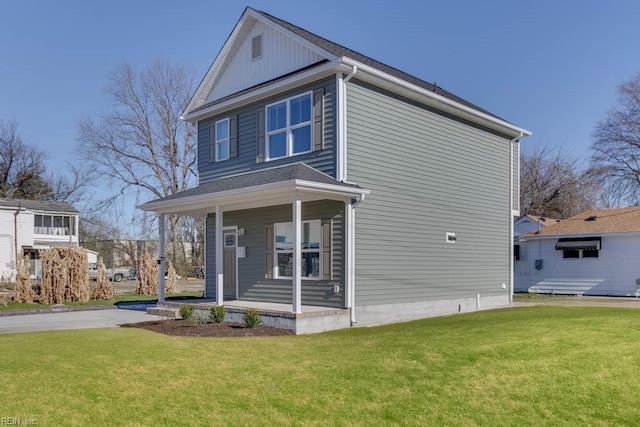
top-left (274, 219), bottom-right (321, 280)
top-left (265, 91), bottom-right (313, 161)
top-left (215, 118), bottom-right (230, 162)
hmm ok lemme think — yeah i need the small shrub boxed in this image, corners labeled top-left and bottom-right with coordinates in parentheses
top-left (179, 304), bottom-right (195, 320)
top-left (210, 305), bottom-right (226, 324)
top-left (243, 308), bottom-right (262, 328)
top-left (193, 310), bottom-right (208, 327)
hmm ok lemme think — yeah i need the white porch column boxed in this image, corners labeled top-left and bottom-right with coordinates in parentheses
top-left (345, 201), bottom-right (353, 309)
top-left (292, 196), bottom-right (302, 313)
top-left (158, 213), bottom-right (166, 303)
top-left (215, 205), bottom-right (224, 306)
top-left (349, 202), bottom-right (357, 324)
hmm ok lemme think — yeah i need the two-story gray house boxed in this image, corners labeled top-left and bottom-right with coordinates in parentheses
top-left (140, 7), bottom-right (531, 330)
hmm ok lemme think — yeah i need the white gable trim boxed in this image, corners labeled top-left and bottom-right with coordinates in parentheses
top-left (183, 8), bottom-right (338, 118)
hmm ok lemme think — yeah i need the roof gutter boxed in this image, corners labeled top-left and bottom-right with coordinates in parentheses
top-left (338, 57), bottom-right (532, 139)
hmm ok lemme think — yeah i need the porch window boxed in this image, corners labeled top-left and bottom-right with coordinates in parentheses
top-left (274, 220), bottom-right (321, 279)
top-left (266, 92), bottom-right (312, 160)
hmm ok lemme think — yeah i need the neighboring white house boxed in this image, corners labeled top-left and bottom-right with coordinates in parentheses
top-left (514, 215), bottom-right (561, 239)
top-left (514, 215), bottom-right (560, 278)
top-left (516, 207), bottom-right (640, 296)
top-left (0, 198), bottom-right (80, 281)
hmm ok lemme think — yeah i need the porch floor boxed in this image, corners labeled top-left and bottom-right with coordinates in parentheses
top-left (159, 298), bottom-right (346, 316)
top-left (151, 299), bottom-right (351, 334)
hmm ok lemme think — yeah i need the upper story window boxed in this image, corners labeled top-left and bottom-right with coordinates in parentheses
top-left (209, 116), bottom-right (237, 163)
top-left (34, 214), bottom-right (76, 236)
top-left (266, 92), bottom-right (312, 160)
top-left (215, 118), bottom-right (230, 162)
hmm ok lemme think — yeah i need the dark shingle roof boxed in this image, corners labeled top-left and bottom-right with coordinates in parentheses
top-left (0, 198), bottom-right (78, 213)
top-left (145, 163), bottom-right (362, 205)
top-left (256, 9), bottom-right (505, 121)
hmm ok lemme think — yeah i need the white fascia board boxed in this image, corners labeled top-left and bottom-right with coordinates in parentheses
top-left (521, 231), bottom-right (640, 242)
top-left (181, 60), bottom-right (339, 122)
top-left (339, 57), bottom-right (532, 139)
top-left (138, 180), bottom-right (294, 212)
top-left (293, 180), bottom-right (369, 198)
top-left (138, 179), bottom-right (367, 214)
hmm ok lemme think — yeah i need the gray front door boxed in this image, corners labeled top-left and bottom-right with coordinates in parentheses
top-left (223, 230), bottom-right (237, 298)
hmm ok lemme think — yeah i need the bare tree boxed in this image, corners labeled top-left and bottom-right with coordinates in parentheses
top-left (591, 73), bottom-right (640, 205)
top-left (0, 120), bottom-right (54, 200)
top-left (520, 147), bottom-right (597, 219)
top-left (77, 61), bottom-right (197, 268)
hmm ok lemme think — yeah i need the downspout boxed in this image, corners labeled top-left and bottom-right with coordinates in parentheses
top-left (341, 64), bottom-right (360, 326)
top-left (344, 65), bottom-right (357, 84)
top-left (339, 65), bottom-right (357, 182)
top-left (349, 192), bottom-right (366, 326)
top-left (509, 132), bottom-right (524, 304)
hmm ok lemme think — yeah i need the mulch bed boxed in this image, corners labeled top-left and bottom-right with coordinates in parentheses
top-left (121, 319), bottom-right (294, 337)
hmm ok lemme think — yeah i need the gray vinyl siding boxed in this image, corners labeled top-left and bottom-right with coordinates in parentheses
top-left (346, 80), bottom-right (512, 306)
top-left (206, 200), bottom-right (345, 308)
top-left (198, 77), bottom-right (337, 182)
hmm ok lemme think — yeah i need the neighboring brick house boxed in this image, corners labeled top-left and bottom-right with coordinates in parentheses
top-left (140, 8), bottom-right (531, 330)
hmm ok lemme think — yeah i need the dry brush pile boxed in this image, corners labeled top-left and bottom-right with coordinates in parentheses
top-left (91, 257), bottom-right (113, 300)
top-left (136, 255), bottom-right (176, 295)
top-left (136, 254), bottom-right (158, 295)
top-left (40, 247), bottom-right (90, 304)
top-left (13, 255), bottom-right (34, 303)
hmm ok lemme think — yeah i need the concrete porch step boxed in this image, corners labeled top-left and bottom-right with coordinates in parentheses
top-left (147, 306), bottom-right (179, 319)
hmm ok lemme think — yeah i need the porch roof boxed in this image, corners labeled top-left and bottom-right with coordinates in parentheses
top-left (138, 163), bottom-right (368, 216)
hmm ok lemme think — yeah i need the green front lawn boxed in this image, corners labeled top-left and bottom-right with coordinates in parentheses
top-left (2, 306), bottom-right (640, 425)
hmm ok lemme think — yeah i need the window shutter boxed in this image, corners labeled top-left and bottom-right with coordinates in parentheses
top-left (322, 219), bottom-right (332, 280)
top-left (256, 109), bottom-right (265, 163)
top-left (313, 88), bottom-right (324, 151)
top-left (229, 115), bottom-right (238, 158)
top-left (265, 224), bottom-right (274, 278)
top-left (209, 125), bottom-right (216, 163)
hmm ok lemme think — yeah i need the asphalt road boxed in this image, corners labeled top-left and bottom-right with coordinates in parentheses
top-left (0, 308), bottom-right (163, 334)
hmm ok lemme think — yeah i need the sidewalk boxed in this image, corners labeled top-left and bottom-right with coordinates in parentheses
top-left (0, 308), bottom-right (163, 334)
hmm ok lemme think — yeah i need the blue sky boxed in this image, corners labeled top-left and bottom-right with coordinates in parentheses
top-left (2, 0), bottom-right (640, 196)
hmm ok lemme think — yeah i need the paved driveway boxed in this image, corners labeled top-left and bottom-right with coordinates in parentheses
top-left (0, 308), bottom-right (163, 334)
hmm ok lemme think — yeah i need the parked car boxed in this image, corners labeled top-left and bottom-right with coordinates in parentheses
top-left (88, 263), bottom-right (133, 282)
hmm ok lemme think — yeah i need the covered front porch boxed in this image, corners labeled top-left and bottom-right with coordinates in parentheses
top-left (138, 163), bottom-right (368, 321)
